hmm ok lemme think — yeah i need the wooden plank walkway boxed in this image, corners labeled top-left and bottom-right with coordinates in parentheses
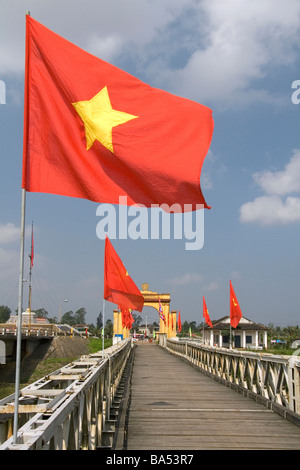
top-left (126, 343), bottom-right (300, 450)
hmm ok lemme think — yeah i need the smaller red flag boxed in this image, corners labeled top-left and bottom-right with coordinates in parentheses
top-left (104, 237), bottom-right (144, 312)
top-left (177, 310), bottom-right (182, 333)
top-left (203, 296), bottom-right (213, 328)
top-left (120, 307), bottom-right (134, 329)
top-left (230, 280), bottom-right (242, 328)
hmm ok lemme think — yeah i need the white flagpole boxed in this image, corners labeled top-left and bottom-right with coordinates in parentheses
top-left (13, 10), bottom-right (30, 444)
top-left (13, 188), bottom-right (26, 444)
top-left (102, 298), bottom-right (105, 352)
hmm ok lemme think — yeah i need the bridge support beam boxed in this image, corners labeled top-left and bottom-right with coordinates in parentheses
top-left (0, 339), bottom-right (133, 450)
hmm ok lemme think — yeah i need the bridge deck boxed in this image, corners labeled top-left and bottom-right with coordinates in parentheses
top-left (126, 343), bottom-right (300, 450)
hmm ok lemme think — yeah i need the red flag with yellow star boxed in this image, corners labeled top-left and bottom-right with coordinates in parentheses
top-left (230, 281), bottom-right (242, 328)
top-left (22, 16), bottom-right (214, 211)
top-left (203, 296), bottom-right (213, 328)
top-left (104, 237), bottom-right (144, 312)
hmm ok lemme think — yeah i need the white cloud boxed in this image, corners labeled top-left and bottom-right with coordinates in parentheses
top-left (166, 272), bottom-right (203, 286)
top-left (157, 0), bottom-right (300, 105)
top-left (230, 271), bottom-right (242, 281)
top-left (0, 222), bottom-right (20, 245)
top-left (203, 281), bottom-right (218, 292)
top-left (240, 151), bottom-right (300, 226)
top-left (0, 222), bottom-right (33, 289)
top-left (0, 0), bottom-right (186, 74)
top-left (87, 34), bottom-right (124, 63)
top-left (2, 0), bottom-right (300, 108)
top-left (240, 195), bottom-right (300, 226)
top-left (252, 150), bottom-right (300, 196)
top-left (201, 149), bottom-right (226, 191)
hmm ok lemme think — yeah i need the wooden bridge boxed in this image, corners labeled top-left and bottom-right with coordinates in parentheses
top-left (124, 342), bottom-right (300, 450)
top-left (1, 338), bottom-right (300, 450)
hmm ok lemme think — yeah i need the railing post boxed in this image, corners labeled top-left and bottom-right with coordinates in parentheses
top-left (288, 355), bottom-right (300, 413)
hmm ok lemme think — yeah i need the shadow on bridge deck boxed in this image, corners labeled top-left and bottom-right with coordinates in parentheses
top-left (124, 343), bottom-right (300, 450)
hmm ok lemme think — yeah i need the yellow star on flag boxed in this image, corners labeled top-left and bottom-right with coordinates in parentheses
top-left (72, 86), bottom-right (138, 153)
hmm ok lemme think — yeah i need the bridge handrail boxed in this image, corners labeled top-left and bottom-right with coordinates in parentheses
top-left (0, 338), bottom-right (132, 450)
top-left (163, 338), bottom-right (300, 416)
top-left (0, 323), bottom-right (55, 338)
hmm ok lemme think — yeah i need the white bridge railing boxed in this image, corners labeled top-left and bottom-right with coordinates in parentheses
top-left (0, 338), bottom-right (132, 450)
top-left (0, 324), bottom-right (55, 338)
top-left (162, 338), bottom-right (300, 419)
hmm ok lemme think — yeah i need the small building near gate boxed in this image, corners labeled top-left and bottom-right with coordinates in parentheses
top-left (7, 308), bottom-right (50, 325)
top-left (203, 315), bottom-right (268, 349)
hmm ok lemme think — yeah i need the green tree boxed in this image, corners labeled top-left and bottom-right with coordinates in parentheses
top-left (104, 319), bottom-right (113, 338)
top-left (61, 310), bottom-right (74, 325)
top-left (35, 308), bottom-right (48, 318)
top-left (0, 305), bottom-right (11, 323)
top-left (87, 323), bottom-right (97, 336)
top-left (132, 313), bottom-right (142, 330)
top-left (96, 311), bottom-right (103, 330)
top-left (182, 321), bottom-right (190, 334)
top-left (74, 307), bottom-right (86, 325)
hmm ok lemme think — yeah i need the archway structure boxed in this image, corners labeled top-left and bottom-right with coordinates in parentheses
top-left (113, 283), bottom-right (177, 342)
top-left (141, 283), bottom-right (177, 339)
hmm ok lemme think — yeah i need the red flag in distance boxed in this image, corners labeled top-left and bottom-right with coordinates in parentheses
top-left (203, 296), bottom-right (213, 328)
top-left (177, 310), bottom-right (182, 332)
top-left (230, 280), bottom-right (243, 328)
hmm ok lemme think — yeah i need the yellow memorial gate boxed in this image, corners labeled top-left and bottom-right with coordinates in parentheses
top-left (113, 283), bottom-right (177, 341)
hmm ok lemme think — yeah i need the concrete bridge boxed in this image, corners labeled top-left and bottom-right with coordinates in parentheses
top-left (0, 322), bottom-right (91, 369)
top-left (1, 338), bottom-right (300, 450)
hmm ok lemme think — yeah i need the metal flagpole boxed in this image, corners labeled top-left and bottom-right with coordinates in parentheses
top-left (13, 10), bottom-right (30, 444)
top-left (13, 188), bottom-right (26, 444)
top-left (102, 298), bottom-right (105, 352)
top-left (28, 221), bottom-right (33, 332)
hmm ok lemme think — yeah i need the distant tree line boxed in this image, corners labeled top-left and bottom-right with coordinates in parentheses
top-left (1, 305), bottom-right (300, 345)
top-left (0, 305), bottom-right (112, 338)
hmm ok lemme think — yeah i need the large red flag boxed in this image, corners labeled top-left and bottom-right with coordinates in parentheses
top-left (22, 16), bottom-right (214, 212)
top-left (104, 237), bottom-right (144, 312)
top-left (203, 296), bottom-right (213, 328)
top-left (230, 281), bottom-right (242, 328)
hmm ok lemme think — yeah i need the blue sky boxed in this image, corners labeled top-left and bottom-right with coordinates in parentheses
top-left (1, 0), bottom-right (300, 327)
